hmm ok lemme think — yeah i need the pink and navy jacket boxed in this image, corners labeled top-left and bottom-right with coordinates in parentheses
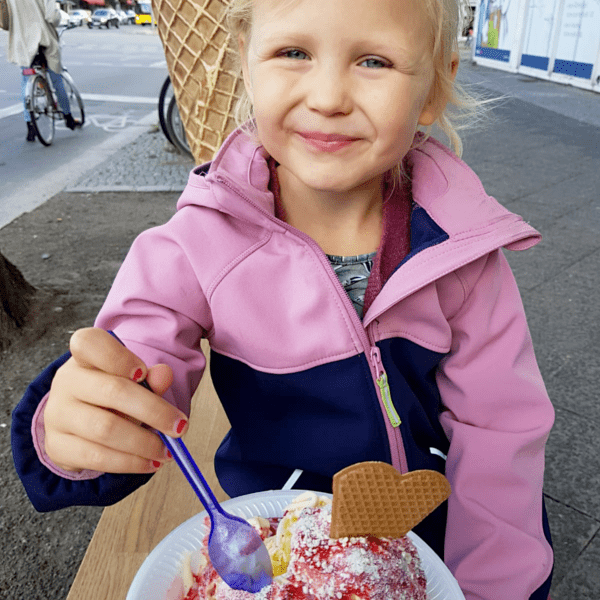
top-left (12, 129), bottom-right (554, 600)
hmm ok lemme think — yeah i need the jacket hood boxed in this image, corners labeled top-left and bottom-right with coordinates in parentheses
top-left (177, 127), bottom-right (540, 253)
top-left (178, 128), bottom-right (278, 229)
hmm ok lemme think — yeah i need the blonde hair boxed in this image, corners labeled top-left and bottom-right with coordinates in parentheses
top-left (226, 0), bottom-right (486, 159)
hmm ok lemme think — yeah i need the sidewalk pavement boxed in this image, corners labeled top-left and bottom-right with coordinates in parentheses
top-left (63, 124), bottom-right (194, 194)
top-left (1, 55), bottom-right (599, 599)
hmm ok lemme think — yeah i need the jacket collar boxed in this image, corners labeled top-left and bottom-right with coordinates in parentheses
top-left (178, 126), bottom-right (541, 284)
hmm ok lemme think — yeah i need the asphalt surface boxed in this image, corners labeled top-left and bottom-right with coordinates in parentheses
top-left (0, 26), bottom-right (168, 230)
top-left (1, 50), bottom-right (600, 599)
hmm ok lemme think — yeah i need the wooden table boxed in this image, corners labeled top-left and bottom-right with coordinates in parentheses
top-left (66, 343), bottom-right (231, 600)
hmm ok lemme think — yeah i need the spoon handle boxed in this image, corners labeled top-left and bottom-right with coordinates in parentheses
top-left (158, 432), bottom-right (223, 515)
top-left (138, 380), bottom-right (222, 516)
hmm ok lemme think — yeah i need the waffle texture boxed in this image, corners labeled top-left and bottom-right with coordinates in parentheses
top-left (152, 0), bottom-right (244, 164)
top-left (330, 462), bottom-right (451, 539)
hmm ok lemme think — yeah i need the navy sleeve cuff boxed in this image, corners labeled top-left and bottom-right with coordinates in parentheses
top-left (11, 350), bottom-right (153, 512)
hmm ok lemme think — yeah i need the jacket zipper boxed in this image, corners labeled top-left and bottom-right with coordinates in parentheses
top-left (367, 327), bottom-right (408, 473)
top-left (215, 175), bottom-right (409, 473)
top-left (370, 346), bottom-right (400, 427)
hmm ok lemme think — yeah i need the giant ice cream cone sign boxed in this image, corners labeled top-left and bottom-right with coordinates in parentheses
top-left (151, 0), bottom-right (244, 164)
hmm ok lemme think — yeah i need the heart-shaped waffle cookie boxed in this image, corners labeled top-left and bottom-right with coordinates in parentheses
top-left (330, 462), bottom-right (451, 539)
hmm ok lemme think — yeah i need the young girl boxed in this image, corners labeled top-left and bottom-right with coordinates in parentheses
top-left (12, 0), bottom-right (554, 598)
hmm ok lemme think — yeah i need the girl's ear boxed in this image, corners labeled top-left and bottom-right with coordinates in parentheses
top-left (418, 52), bottom-right (460, 127)
top-left (238, 34), bottom-right (254, 103)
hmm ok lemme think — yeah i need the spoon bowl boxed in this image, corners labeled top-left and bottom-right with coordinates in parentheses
top-left (208, 510), bottom-right (273, 592)
top-left (139, 381), bottom-right (273, 592)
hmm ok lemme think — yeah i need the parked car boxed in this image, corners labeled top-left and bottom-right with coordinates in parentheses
top-left (58, 9), bottom-right (69, 27)
top-left (116, 10), bottom-right (129, 25)
top-left (68, 9), bottom-right (91, 26)
top-left (125, 9), bottom-right (136, 24)
top-left (88, 8), bottom-right (120, 29)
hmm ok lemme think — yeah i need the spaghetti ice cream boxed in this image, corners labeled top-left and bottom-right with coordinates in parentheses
top-left (179, 492), bottom-right (427, 600)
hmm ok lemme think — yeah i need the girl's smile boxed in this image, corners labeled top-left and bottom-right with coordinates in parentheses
top-left (296, 130), bottom-right (362, 153)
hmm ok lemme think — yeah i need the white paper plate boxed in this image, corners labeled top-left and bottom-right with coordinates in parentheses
top-left (127, 490), bottom-right (465, 600)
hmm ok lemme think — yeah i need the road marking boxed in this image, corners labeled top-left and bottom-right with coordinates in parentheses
top-left (81, 93), bottom-right (158, 104)
top-left (0, 104), bottom-right (23, 119)
top-left (87, 112), bottom-right (150, 132)
top-left (61, 60), bottom-right (165, 69)
top-left (0, 110), bottom-right (158, 230)
top-left (0, 93), bottom-right (157, 121)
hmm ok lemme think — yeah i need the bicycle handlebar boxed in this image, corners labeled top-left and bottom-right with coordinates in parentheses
top-left (57, 23), bottom-right (78, 37)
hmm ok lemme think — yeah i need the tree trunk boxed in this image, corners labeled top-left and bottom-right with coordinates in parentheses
top-left (0, 251), bottom-right (36, 349)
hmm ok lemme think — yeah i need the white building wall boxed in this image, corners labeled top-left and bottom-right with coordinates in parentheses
top-left (472, 0), bottom-right (600, 93)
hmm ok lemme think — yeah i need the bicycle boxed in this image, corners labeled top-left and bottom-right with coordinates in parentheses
top-left (158, 75), bottom-right (192, 158)
top-left (22, 25), bottom-right (85, 146)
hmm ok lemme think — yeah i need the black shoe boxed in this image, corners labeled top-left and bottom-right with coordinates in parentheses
top-left (64, 113), bottom-right (81, 130)
top-left (26, 122), bottom-right (36, 142)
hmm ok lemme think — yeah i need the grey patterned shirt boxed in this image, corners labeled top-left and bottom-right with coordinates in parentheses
top-left (326, 252), bottom-right (377, 320)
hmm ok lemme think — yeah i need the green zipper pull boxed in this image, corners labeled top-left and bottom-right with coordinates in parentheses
top-left (371, 347), bottom-right (401, 427)
top-left (376, 372), bottom-right (401, 427)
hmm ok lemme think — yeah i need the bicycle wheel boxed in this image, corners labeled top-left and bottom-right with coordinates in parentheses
top-left (62, 71), bottom-right (85, 127)
top-left (166, 95), bottom-right (193, 158)
top-left (158, 76), bottom-right (175, 146)
top-left (29, 74), bottom-right (55, 146)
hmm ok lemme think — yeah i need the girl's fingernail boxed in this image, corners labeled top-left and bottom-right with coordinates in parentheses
top-left (175, 419), bottom-right (187, 434)
top-left (132, 368), bottom-right (144, 382)
top-left (152, 460), bottom-right (162, 469)
top-left (165, 449), bottom-right (172, 459)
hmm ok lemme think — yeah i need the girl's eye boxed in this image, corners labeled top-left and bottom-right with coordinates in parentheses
top-left (279, 49), bottom-right (308, 60)
top-left (360, 57), bottom-right (391, 69)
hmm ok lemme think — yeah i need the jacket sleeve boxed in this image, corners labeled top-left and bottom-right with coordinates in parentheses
top-left (437, 249), bottom-right (554, 600)
top-left (93, 220), bottom-right (212, 417)
top-left (11, 216), bottom-right (212, 512)
top-left (11, 351), bottom-right (154, 511)
top-left (44, 0), bottom-right (60, 27)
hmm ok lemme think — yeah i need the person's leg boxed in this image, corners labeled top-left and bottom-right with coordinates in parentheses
top-left (21, 72), bottom-right (31, 122)
top-left (21, 71), bottom-right (36, 141)
top-left (47, 69), bottom-right (81, 130)
top-left (46, 69), bottom-right (71, 116)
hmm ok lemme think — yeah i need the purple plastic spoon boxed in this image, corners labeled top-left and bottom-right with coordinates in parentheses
top-left (140, 381), bottom-right (273, 592)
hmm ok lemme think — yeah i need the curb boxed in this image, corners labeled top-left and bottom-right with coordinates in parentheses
top-left (64, 185), bottom-right (186, 193)
top-left (0, 112), bottom-right (158, 231)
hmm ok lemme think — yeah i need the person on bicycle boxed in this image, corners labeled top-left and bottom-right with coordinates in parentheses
top-left (5, 0), bottom-right (81, 141)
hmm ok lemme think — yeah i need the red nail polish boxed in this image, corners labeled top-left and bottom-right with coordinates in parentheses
top-left (132, 368), bottom-right (143, 382)
top-left (176, 419), bottom-right (187, 434)
top-left (152, 460), bottom-right (161, 468)
top-left (166, 450), bottom-right (172, 459)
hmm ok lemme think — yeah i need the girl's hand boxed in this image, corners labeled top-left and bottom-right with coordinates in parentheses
top-left (43, 327), bottom-right (188, 474)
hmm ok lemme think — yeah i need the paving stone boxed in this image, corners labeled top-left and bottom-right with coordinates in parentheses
top-left (503, 173), bottom-right (600, 233)
top-left (503, 197), bottom-right (600, 291)
top-left (461, 99), bottom-right (600, 204)
top-left (66, 127), bottom-right (195, 192)
top-left (523, 248), bottom-right (600, 358)
top-left (544, 407), bottom-right (600, 521)
top-left (542, 343), bottom-right (600, 423)
top-left (544, 495), bottom-right (600, 589)
top-left (551, 527), bottom-right (600, 600)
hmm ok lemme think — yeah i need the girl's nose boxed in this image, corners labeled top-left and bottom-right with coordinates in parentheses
top-left (305, 63), bottom-right (353, 116)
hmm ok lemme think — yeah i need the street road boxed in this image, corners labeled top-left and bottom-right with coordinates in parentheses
top-left (0, 26), bottom-right (168, 224)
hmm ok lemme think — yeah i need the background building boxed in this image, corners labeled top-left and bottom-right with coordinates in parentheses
top-left (472, 0), bottom-right (600, 93)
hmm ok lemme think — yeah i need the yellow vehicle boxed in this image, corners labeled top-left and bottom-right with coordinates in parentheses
top-left (134, 2), bottom-right (153, 25)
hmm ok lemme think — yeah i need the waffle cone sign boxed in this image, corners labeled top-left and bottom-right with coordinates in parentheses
top-left (151, 0), bottom-right (245, 164)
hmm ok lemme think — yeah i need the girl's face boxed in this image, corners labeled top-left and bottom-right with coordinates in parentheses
top-left (240, 0), bottom-right (443, 196)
